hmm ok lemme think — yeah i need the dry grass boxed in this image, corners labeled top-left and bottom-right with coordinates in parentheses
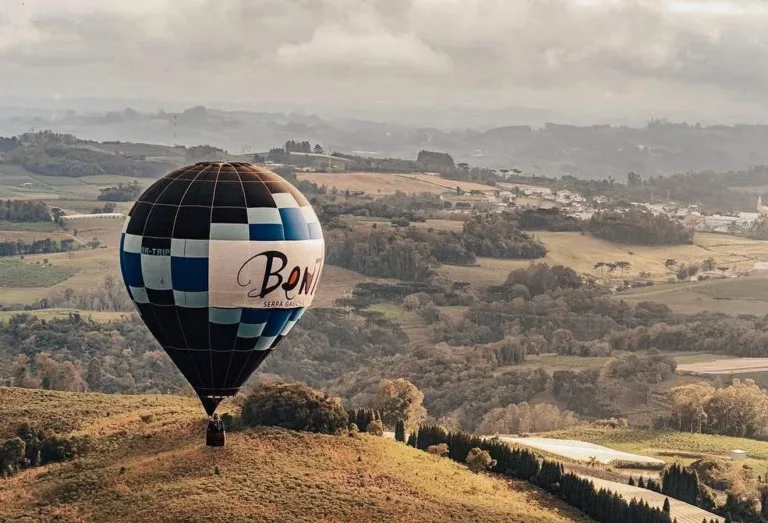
top-left (0, 388), bottom-right (590, 523)
top-left (297, 172), bottom-right (495, 196)
top-left (677, 358), bottom-right (768, 375)
top-left (438, 231), bottom-right (768, 291)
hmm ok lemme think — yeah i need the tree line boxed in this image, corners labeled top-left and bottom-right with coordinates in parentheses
top-left (97, 182), bottom-right (141, 202)
top-left (0, 200), bottom-right (51, 222)
top-left (0, 238), bottom-right (79, 257)
top-left (409, 424), bottom-right (674, 523)
top-left (326, 217), bottom-right (546, 281)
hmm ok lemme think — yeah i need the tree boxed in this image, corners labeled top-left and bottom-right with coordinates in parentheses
top-left (374, 378), bottom-right (427, 432)
top-left (702, 257), bottom-right (716, 272)
top-left (241, 382), bottom-right (348, 435)
top-left (85, 357), bottom-right (103, 392)
top-left (663, 497), bottom-right (670, 513)
top-left (395, 419), bottom-right (406, 442)
top-left (428, 443), bottom-right (449, 457)
top-left (313, 144), bottom-right (324, 154)
top-left (0, 438), bottom-right (26, 475)
top-left (465, 447), bottom-right (495, 473)
top-left (615, 260), bottom-right (631, 277)
top-left (665, 259), bottom-right (677, 271)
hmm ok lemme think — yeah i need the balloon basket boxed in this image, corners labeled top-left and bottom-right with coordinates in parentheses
top-left (206, 417), bottom-right (226, 447)
top-left (206, 428), bottom-right (226, 447)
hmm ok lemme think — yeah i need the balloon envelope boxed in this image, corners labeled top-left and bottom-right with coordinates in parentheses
top-left (118, 162), bottom-right (324, 414)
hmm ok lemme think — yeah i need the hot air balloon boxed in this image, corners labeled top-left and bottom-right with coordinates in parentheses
top-left (118, 162), bottom-right (324, 445)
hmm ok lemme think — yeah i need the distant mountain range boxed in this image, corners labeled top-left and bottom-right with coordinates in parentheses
top-left (1, 103), bottom-right (767, 179)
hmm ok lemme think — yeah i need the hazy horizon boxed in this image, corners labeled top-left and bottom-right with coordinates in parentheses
top-left (2, 0), bottom-right (768, 128)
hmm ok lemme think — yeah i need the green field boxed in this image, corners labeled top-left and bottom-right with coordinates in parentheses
top-left (0, 165), bottom-right (156, 199)
top-left (0, 258), bottom-right (77, 288)
top-left (0, 220), bottom-right (59, 232)
top-left (0, 388), bottom-right (587, 523)
top-left (618, 275), bottom-right (768, 315)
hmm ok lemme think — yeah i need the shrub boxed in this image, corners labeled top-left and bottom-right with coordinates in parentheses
top-left (241, 382), bottom-right (349, 435)
top-left (427, 443), bottom-right (449, 457)
top-left (366, 420), bottom-right (384, 436)
top-left (465, 447), bottom-right (496, 473)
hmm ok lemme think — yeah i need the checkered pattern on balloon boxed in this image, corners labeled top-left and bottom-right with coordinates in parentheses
top-left (119, 162), bottom-right (324, 415)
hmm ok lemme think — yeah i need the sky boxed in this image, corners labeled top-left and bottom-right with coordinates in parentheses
top-left (1, 0), bottom-right (768, 125)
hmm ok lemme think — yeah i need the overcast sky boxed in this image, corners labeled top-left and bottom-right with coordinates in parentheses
top-left (1, 0), bottom-right (768, 124)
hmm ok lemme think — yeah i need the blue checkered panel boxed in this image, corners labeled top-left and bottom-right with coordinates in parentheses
top-left (118, 162), bottom-right (323, 415)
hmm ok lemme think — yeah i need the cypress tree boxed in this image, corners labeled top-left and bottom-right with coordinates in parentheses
top-left (406, 431), bottom-right (417, 447)
top-left (638, 476), bottom-right (646, 489)
top-left (663, 497), bottom-right (670, 513)
top-left (395, 419), bottom-right (406, 443)
top-left (628, 475), bottom-right (635, 486)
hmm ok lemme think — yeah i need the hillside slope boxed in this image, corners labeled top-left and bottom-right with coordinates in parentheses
top-left (0, 388), bottom-right (590, 523)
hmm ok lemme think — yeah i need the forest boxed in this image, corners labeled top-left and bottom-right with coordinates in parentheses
top-left (588, 208), bottom-right (693, 245)
top-left (0, 200), bottom-right (51, 222)
top-left (0, 131), bottom-right (171, 178)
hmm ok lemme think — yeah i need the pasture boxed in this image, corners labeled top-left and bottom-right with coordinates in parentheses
top-left (437, 231), bottom-right (768, 291)
top-left (618, 275), bottom-right (768, 315)
top-left (296, 171), bottom-right (496, 195)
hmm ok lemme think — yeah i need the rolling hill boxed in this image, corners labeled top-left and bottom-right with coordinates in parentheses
top-left (0, 387), bottom-right (590, 523)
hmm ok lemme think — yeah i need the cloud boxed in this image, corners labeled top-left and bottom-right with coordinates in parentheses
top-left (275, 25), bottom-right (452, 74)
top-left (0, 0), bottom-right (767, 121)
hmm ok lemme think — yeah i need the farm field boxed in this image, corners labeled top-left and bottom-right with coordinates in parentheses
top-left (0, 228), bottom-right (73, 242)
top-left (297, 171), bottom-right (496, 195)
top-left (0, 166), bottom-right (155, 199)
top-left (0, 258), bottom-right (76, 289)
top-left (0, 388), bottom-right (589, 523)
top-left (0, 220), bottom-right (59, 232)
top-left (677, 357), bottom-right (768, 375)
top-left (0, 248), bottom-right (117, 305)
top-left (437, 231), bottom-right (768, 291)
top-left (499, 436), bottom-right (664, 466)
top-left (540, 426), bottom-right (768, 474)
top-left (586, 476), bottom-right (721, 523)
top-left (618, 275), bottom-right (768, 315)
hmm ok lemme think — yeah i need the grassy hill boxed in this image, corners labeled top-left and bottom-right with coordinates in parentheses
top-left (0, 388), bottom-right (590, 523)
